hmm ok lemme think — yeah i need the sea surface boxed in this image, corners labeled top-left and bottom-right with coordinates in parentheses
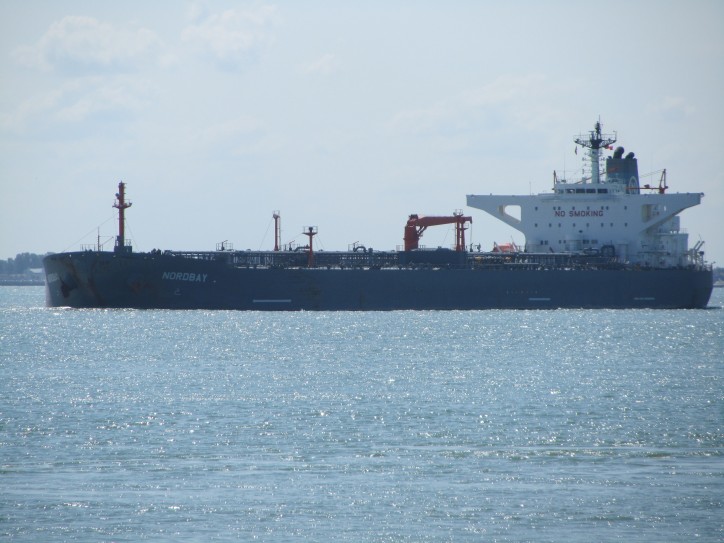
top-left (1, 286), bottom-right (722, 542)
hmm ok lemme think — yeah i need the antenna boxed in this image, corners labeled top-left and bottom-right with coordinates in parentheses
top-left (574, 121), bottom-right (616, 184)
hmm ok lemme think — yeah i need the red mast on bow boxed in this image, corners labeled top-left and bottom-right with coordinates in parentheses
top-left (113, 181), bottom-right (132, 253)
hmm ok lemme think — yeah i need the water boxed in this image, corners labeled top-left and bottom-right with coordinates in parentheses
top-left (1, 286), bottom-right (722, 542)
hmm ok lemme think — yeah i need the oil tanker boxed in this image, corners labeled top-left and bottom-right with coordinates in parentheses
top-left (43, 122), bottom-right (713, 310)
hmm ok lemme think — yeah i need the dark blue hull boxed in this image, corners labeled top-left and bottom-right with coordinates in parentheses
top-left (43, 251), bottom-right (713, 310)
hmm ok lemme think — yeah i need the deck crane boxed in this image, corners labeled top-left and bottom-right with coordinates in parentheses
top-left (404, 212), bottom-right (472, 252)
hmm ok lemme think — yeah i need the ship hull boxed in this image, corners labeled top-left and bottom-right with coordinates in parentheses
top-left (43, 251), bottom-right (714, 310)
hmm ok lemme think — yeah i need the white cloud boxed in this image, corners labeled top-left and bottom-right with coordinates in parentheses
top-left (1, 78), bottom-right (153, 132)
top-left (460, 74), bottom-right (548, 109)
top-left (180, 116), bottom-right (281, 156)
top-left (389, 74), bottom-right (571, 148)
top-left (54, 79), bottom-right (153, 123)
top-left (12, 16), bottom-right (172, 74)
top-left (646, 96), bottom-right (696, 121)
top-left (185, 2), bottom-right (209, 25)
top-left (182, 5), bottom-right (278, 69)
top-left (297, 53), bottom-right (339, 76)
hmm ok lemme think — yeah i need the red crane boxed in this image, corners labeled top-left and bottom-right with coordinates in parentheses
top-left (404, 212), bottom-right (472, 252)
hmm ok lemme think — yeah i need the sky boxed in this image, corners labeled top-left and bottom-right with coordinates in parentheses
top-left (2, 0), bottom-right (723, 265)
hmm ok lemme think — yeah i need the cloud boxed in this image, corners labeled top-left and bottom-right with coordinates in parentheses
top-left (388, 74), bottom-right (570, 152)
top-left (182, 5), bottom-right (279, 69)
top-left (54, 79), bottom-right (153, 123)
top-left (1, 78), bottom-right (154, 133)
top-left (297, 53), bottom-right (339, 76)
top-left (193, 117), bottom-right (278, 155)
top-left (646, 96), bottom-right (696, 122)
top-left (460, 74), bottom-right (548, 108)
top-left (392, 75), bottom-right (555, 132)
top-left (12, 16), bottom-right (172, 74)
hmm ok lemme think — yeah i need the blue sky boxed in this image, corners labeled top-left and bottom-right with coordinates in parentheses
top-left (2, 1), bottom-right (723, 264)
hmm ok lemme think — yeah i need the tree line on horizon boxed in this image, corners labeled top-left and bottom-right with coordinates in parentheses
top-left (0, 253), bottom-right (50, 275)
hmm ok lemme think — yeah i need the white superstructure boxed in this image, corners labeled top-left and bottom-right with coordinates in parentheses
top-left (467, 122), bottom-right (706, 268)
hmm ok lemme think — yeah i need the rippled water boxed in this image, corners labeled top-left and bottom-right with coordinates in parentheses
top-left (1, 287), bottom-right (722, 542)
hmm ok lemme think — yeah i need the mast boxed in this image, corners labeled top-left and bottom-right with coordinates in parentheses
top-left (273, 211), bottom-right (281, 251)
top-left (303, 226), bottom-right (317, 267)
top-left (113, 181), bottom-right (132, 253)
top-left (574, 121), bottom-right (616, 184)
top-left (454, 210), bottom-right (469, 252)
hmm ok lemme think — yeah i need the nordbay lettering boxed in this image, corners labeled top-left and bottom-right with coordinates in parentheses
top-left (162, 272), bottom-right (208, 282)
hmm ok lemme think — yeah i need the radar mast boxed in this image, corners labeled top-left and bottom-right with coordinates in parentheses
top-left (575, 121), bottom-right (617, 184)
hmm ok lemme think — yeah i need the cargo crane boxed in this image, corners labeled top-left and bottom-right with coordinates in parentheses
top-left (404, 212), bottom-right (472, 252)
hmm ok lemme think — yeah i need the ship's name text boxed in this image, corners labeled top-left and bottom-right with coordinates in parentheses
top-left (554, 210), bottom-right (604, 218)
top-left (162, 272), bottom-right (208, 282)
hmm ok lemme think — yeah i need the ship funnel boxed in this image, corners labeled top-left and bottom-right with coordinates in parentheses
top-left (606, 147), bottom-right (639, 192)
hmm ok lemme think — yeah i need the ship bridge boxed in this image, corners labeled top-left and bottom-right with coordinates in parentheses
top-left (466, 122), bottom-right (706, 268)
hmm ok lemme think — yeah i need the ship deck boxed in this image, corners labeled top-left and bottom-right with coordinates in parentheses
top-left (161, 249), bottom-right (693, 272)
